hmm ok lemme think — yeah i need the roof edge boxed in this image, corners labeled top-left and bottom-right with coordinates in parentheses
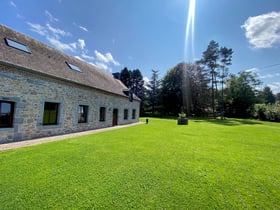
top-left (0, 60), bottom-right (141, 101)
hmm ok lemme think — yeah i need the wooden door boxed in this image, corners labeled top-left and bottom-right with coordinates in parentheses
top-left (112, 109), bottom-right (118, 126)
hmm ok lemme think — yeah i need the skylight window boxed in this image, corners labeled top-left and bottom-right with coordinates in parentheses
top-left (65, 61), bottom-right (81, 72)
top-left (5, 38), bottom-right (31, 53)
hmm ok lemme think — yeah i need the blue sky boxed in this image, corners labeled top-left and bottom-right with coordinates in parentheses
top-left (1, 0), bottom-right (280, 93)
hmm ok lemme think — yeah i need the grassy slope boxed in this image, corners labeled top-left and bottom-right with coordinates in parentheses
top-left (0, 118), bottom-right (279, 209)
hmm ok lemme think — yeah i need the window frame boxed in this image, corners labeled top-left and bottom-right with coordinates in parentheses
top-left (5, 37), bottom-right (31, 54)
top-left (42, 102), bottom-right (60, 126)
top-left (65, 61), bottom-right (81, 72)
top-left (78, 105), bottom-right (89, 123)
top-left (0, 101), bottom-right (15, 128)
top-left (124, 109), bottom-right (129, 120)
top-left (132, 109), bottom-right (136, 119)
top-left (99, 107), bottom-right (106, 122)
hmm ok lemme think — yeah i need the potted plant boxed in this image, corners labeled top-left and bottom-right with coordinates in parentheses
top-left (178, 112), bottom-right (188, 125)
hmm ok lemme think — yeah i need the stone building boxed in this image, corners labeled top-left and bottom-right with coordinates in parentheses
top-left (0, 25), bottom-right (140, 144)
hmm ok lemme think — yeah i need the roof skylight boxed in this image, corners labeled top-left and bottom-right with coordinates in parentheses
top-left (5, 38), bottom-right (31, 53)
top-left (65, 61), bottom-right (81, 72)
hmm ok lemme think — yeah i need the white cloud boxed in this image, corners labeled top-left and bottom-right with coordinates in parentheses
top-left (27, 21), bottom-right (120, 73)
top-left (28, 22), bottom-right (70, 38)
top-left (46, 23), bottom-right (70, 37)
top-left (94, 50), bottom-right (120, 66)
top-left (78, 39), bottom-right (85, 50)
top-left (94, 50), bottom-right (108, 63)
top-left (10, 1), bottom-right (17, 9)
top-left (106, 53), bottom-right (120, 66)
top-left (73, 22), bottom-right (88, 32)
top-left (143, 76), bottom-right (150, 89)
top-left (259, 72), bottom-right (280, 79)
top-left (95, 62), bottom-right (110, 71)
top-left (79, 26), bottom-right (88, 32)
top-left (244, 67), bottom-right (280, 79)
top-left (267, 82), bottom-right (280, 93)
top-left (93, 50), bottom-right (121, 72)
top-left (16, 14), bottom-right (24, 19)
top-left (241, 12), bottom-right (280, 48)
top-left (27, 22), bottom-right (47, 36)
top-left (46, 37), bottom-right (77, 52)
top-left (245, 67), bottom-right (260, 74)
top-left (27, 22), bottom-right (86, 53)
top-left (81, 53), bottom-right (94, 60)
top-left (143, 76), bottom-right (149, 83)
top-left (45, 10), bottom-right (59, 22)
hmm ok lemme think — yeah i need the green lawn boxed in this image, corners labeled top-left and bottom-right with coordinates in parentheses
top-left (0, 118), bottom-right (279, 209)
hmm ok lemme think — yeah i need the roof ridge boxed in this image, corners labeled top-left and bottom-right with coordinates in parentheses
top-left (0, 24), bottom-right (140, 100)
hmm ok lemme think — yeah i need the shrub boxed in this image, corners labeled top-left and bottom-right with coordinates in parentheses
top-left (178, 112), bottom-right (186, 118)
top-left (253, 104), bottom-right (280, 122)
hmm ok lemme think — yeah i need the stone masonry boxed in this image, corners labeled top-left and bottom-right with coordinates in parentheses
top-left (0, 65), bottom-right (140, 143)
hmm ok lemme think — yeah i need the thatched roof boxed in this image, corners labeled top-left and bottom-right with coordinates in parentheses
top-left (0, 24), bottom-right (139, 100)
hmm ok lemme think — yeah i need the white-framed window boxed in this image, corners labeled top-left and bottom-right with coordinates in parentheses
top-left (78, 105), bottom-right (89, 123)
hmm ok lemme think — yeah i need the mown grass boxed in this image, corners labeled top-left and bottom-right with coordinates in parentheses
top-left (0, 118), bottom-right (279, 209)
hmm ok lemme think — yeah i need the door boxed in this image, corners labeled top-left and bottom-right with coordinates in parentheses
top-left (112, 109), bottom-right (118, 126)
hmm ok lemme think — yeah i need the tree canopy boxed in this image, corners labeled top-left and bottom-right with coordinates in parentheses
top-left (119, 67), bottom-right (144, 100)
top-left (225, 71), bottom-right (261, 117)
top-left (118, 40), bottom-right (278, 121)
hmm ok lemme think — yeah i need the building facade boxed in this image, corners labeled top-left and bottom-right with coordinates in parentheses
top-left (0, 25), bottom-right (140, 143)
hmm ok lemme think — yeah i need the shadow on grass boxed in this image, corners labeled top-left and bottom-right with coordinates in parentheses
top-left (141, 116), bottom-right (263, 126)
top-left (193, 118), bottom-right (263, 126)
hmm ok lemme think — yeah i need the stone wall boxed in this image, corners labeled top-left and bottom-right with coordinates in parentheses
top-left (0, 65), bottom-right (140, 143)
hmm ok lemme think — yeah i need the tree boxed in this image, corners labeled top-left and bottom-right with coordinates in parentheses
top-left (120, 67), bottom-right (145, 115)
top-left (161, 66), bottom-right (182, 115)
top-left (263, 86), bottom-right (276, 104)
top-left (147, 69), bottom-right (161, 115)
top-left (120, 67), bottom-right (131, 88)
top-left (276, 92), bottom-right (280, 103)
top-left (189, 62), bottom-right (211, 116)
top-left (225, 71), bottom-right (261, 118)
top-left (130, 69), bottom-right (144, 100)
top-left (179, 63), bottom-right (192, 115)
top-left (120, 67), bottom-right (144, 100)
top-left (160, 62), bottom-right (210, 116)
top-left (177, 62), bottom-right (211, 116)
top-left (200, 40), bottom-right (220, 117)
top-left (219, 47), bottom-right (233, 119)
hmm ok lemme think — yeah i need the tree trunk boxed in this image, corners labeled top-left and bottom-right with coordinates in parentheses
top-left (211, 70), bottom-right (215, 118)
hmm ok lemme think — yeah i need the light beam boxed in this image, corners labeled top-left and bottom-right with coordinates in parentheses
top-left (182, 0), bottom-right (196, 116)
top-left (184, 0), bottom-right (196, 62)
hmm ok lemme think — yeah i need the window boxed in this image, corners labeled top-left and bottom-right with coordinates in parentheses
top-left (0, 101), bottom-right (14, 128)
top-left (5, 38), bottom-right (31, 53)
top-left (43, 102), bottom-right (59, 125)
top-left (65, 61), bottom-right (81, 72)
top-left (78, 105), bottom-right (88, 123)
top-left (99, 107), bottom-right (106, 122)
top-left (132, 109), bottom-right (136, 119)
top-left (124, 109), bottom-right (128, 120)
top-left (129, 91), bottom-right (133, 102)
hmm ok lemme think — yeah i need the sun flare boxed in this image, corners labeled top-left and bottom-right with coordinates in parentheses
top-left (182, 0), bottom-right (196, 114)
top-left (184, 0), bottom-right (196, 62)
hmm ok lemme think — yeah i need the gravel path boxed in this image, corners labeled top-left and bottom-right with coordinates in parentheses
top-left (0, 122), bottom-right (143, 152)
